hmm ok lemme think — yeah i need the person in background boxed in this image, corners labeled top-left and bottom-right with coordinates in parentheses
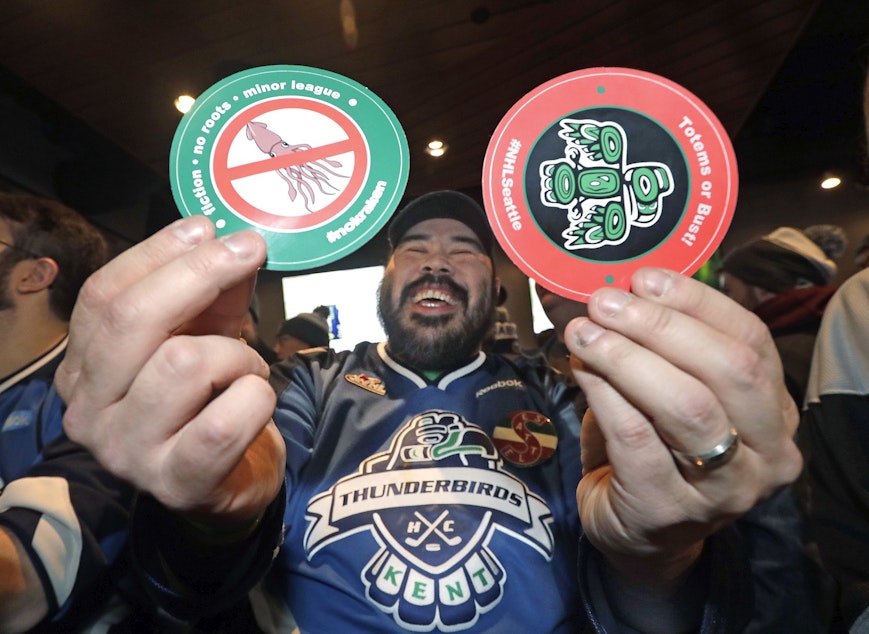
top-left (56, 189), bottom-right (802, 632)
top-left (312, 304), bottom-right (340, 342)
top-left (798, 73), bottom-right (869, 634)
top-left (241, 293), bottom-right (279, 365)
top-left (273, 310), bottom-right (330, 361)
top-left (0, 192), bottom-right (133, 632)
top-left (853, 233), bottom-right (869, 270)
top-left (533, 281), bottom-right (588, 378)
top-left (803, 224), bottom-right (848, 268)
top-left (312, 304), bottom-right (331, 322)
top-left (718, 225), bottom-right (842, 406)
top-left (481, 287), bottom-right (520, 358)
top-left (801, 265), bottom-right (869, 633)
top-left (486, 305), bottom-right (519, 356)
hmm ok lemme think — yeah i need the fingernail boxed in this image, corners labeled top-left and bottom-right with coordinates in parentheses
top-left (221, 231), bottom-right (257, 259)
top-left (171, 217), bottom-right (208, 244)
top-left (574, 318), bottom-right (605, 346)
top-left (641, 268), bottom-right (674, 297)
top-left (596, 289), bottom-right (632, 316)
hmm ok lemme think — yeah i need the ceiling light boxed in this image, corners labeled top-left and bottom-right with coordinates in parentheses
top-left (340, 0), bottom-right (359, 49)
top-left (820, 172), bottom-right (842, 190)
top-left (425, 139), bottom-right (447, 157)
top-left (174, 95), bottom-right (196, 114)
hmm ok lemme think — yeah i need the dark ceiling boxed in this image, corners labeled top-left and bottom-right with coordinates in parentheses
top-left (734, 0), bottom-right (869, 182)
top-left (0, 0), bottom-right (866, 263)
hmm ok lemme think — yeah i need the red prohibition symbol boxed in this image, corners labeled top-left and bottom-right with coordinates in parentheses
top-left (212, 97), bottom-right (369, 231)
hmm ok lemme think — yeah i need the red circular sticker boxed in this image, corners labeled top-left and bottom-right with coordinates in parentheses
top-left (482, 67), bottom-right (737, 301)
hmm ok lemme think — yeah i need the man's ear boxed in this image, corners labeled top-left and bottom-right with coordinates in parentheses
top-left (18, 257), bottom-right (59, 293)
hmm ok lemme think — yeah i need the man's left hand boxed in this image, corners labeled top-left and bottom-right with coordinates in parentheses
top-left (566, 267), bottom-right (802, 583)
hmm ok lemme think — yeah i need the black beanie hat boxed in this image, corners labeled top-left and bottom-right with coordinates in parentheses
top-left (387, 190), bottom-right (494, 256)
top-left (719, 227), bottom-right (836, 292)
top-left (276, 312), bottom-right (330, 348)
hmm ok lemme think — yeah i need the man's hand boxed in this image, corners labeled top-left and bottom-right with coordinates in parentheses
top-left (57, 217), bottom-right (285, 528)
top-left (566, 267), bottom-right (802, 583)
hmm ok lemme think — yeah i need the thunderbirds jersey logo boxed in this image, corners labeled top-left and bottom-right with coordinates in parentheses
top-left (539, 119), bottom-right (674, 250)
top-left (305, 410), bottom-right (555, 631)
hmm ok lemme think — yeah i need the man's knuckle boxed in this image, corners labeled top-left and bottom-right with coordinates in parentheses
top-left (61, 406), bottom-right (85, 440)
top-left (671, 393), bottom-right (719, 434)
top-left (196, 414), bottom-right (239, 450)
top-left (743, 312), bottom-right (772, 344)
top-left (641, 304), bottom-right (676, 338)
top-left (78, 270), bottom-right (112, 309)
top-left (104, 296), bottom-right (148, 333)
top-left (613, 419), bottom-right (658, 451)
top-left (159, 337), bottom-right (207, 376)
top-left (725, 343), bottom-right (764, 387)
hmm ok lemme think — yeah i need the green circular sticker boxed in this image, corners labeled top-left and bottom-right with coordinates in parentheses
top-left (170, 65), bottom-right (409, 270)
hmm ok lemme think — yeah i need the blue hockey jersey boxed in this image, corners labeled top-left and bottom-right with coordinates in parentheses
top-left (0, 337), bottom-right (133, 630)
top-left (267, 342), bottom-right (583, 632)
top-left (130, 342), bottom-right (799, 633)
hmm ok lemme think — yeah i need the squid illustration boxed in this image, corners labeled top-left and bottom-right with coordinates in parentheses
top-left (245, 120), bottom-right (347, 211)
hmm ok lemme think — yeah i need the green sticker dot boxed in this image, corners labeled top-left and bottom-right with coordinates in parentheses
top-left (597, 86), bottom-right (606, 94)
top-left (604, 275), bottom-right (614, 284)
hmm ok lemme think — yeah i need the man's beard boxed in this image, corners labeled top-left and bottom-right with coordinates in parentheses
top-left (378, 272), bottom-right (496, 372)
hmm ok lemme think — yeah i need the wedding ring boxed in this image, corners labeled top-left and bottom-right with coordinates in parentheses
top-left (674, 427), bottom-right (740, 470)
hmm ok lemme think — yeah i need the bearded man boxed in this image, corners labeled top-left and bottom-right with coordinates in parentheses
top-left (0, 193), bottom-right (132, 632)
top-left (59, 190), bottom-right (802, 632)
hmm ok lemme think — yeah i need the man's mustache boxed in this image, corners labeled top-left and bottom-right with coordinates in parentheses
top-left (400, 274), bottom-right (468, 306)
